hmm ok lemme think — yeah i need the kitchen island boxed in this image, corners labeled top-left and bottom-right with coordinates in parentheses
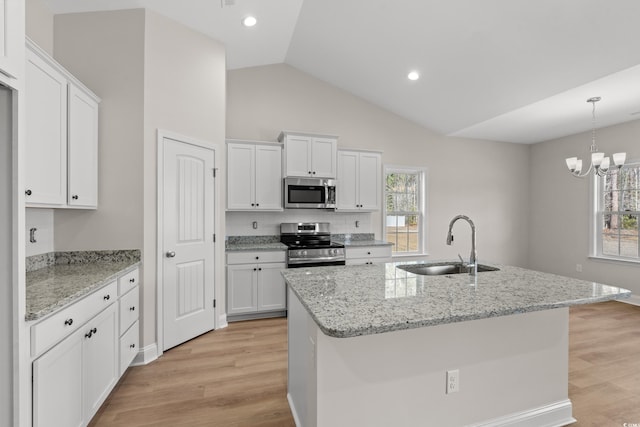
top-left (282, 262), bottom-right (630, 427)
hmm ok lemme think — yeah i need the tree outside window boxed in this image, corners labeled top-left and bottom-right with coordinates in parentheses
top-left (384, 167), bottom-right (426, 255)
top-left (597, 162), bottom-right (640, 259)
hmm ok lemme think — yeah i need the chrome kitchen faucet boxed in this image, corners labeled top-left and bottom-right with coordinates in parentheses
top-left (446, 214), bottom-right (478, 277)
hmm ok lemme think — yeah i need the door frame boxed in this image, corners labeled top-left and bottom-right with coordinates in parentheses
top-left (156, 129), bottom-right (220, 356)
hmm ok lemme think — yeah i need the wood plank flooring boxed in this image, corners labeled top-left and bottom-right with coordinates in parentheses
top-left (90, 301), bottom-right (640, 426)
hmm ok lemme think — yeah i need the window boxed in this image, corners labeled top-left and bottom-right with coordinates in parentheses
top-left (384, 166), bottom-right (426, 255)
top-left (593, 161), bottom-right (640, 261)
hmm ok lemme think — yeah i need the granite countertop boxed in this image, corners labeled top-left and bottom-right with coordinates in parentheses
top-left (282, 261), bottom-right (631, 338)
top-left (225, 235), bottom-right (287, 252)
top-left (26, 250), bottom-right (141, 321)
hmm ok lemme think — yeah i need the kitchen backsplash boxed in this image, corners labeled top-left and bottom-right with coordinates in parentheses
top-left (225, 211), bottom-right (373, 237)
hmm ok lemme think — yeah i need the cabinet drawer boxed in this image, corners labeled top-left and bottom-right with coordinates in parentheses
top-left (31, 281), bottom-right (117, 357)
top-left (227, 251), bottom-right (286, 265)
top-left (119, 320), bottom-right (139, 376)
top-left (118, 268), bottom-right (139, 296)
top-left (346, 246), bottom-right (392, 260)
top-left (119, 286), bottom-right (139, 335)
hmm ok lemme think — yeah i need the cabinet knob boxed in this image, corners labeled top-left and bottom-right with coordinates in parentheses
top-left (64, 318), bottom-right (73, 326)
top-left (130, 306), bottom-right (136, 311)
top-left (72, 195), bottom-right (79, 200)
top-left (253, 268), bottom-right (257, 271)
top-left (258, 267), bottom-right (262, 271)
top-left (255, 256), bottom-right (259, 260)
top-left (103, 294), bottom-right (111, 301)
top-left (308, 171), bottom-right (312, 174)
top-left (251, 203), bottom-right (255, 206)
top-left (367, 252), bottom-right (371, 255)
top-left (129, 278), bottom-right (136, 283)
top-left (166, 251), bottom-right (176, 258)
top-left (312, 171), bottom-right (316, 175)
top-left (256, 203), bottom-right (259, 206)
top-left (25, 189), bottom-right (32, 196)
top-left (130, 344), bottom-right (136, 349)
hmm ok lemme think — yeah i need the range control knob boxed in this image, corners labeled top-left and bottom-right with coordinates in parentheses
top-left (301, 250), bottom-right (307, 257)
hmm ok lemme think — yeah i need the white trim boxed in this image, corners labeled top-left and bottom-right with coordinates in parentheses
top-left (467, 399), bottom-right (575, 427)
top-left (217, 313), bottom-right (228, 329)
top-left (131, 342), bottom-right (159, 366)
top-left (156, 129), bottom-right (220, 357)
top-left (287, 393), bottom-right (302, 427)
top-left (622, 294), bottom-right (640, 306)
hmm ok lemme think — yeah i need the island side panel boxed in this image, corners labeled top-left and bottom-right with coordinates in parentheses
top-left (287, 287), bottom-right (318, 426)
top-left (313, 308), bottom-right (573, 427)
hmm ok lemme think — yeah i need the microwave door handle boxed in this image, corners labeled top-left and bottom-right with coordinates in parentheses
top-left (325, 186), bottom-right (329, 205)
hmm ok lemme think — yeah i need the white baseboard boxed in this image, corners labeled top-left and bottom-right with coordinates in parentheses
top-left (217, 313), bottom-right (228, 329)
top-left (621, 294), bottom-right (640, 306)
top-left (287, 393), bottom-right (302, 427)
top-left (469, 399), bottom-right (575, 427)
top-left (131, 342), bottom-right (159, 366)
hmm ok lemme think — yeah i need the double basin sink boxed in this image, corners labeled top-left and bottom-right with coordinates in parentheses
top-left (396, 262), bottom-right (499, 276)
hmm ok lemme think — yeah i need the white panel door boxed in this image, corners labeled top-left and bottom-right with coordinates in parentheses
top-left (25, 49), bottom-right (68, 206)
top-left (162, 137), bottom-right (216, 350)
top-left (358, 152), bottom-right (381, 210)
top-left (337, 151), bottom-right (359, 210)
top-left (255, 144), bottom-right (282, 210)
top-left (68, 84), bottom-right (99, 208)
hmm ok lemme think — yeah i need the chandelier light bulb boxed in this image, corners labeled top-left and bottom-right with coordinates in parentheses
top-left (600, 157), bottom-right (610, 172)
top-left (613, 152), bottom-right (627, 167)
top-left (566, 157), bottom-right (577, 172)
top-left (591, 152), bottom-right (604, 167)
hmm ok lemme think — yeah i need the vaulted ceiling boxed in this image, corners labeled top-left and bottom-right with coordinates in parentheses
top-left (42, 0), bottom-right (640, 143)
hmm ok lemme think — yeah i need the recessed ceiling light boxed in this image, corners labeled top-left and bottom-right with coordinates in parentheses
top-left (242, 16), bottom-right (257, 27)
top-left (407, 71), bottom-right (420, 81)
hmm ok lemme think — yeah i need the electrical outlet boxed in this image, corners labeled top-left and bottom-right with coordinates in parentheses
top-left (446, 369), bottom-right (459, 394)
top-left (576, 264), bottom-right (583, 272)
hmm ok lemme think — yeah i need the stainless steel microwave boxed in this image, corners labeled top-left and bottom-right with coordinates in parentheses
top-left (284, 177), bottom-right (336, 209)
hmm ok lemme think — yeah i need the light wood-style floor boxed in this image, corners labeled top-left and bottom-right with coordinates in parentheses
top-left (90, 301), bottom-right (640, 426)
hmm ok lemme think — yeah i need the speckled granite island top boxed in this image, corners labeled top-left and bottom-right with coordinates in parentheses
top-left (26, 250), bottom-right (141, 321)
top-left (282, 261), bottom-right (631, 338)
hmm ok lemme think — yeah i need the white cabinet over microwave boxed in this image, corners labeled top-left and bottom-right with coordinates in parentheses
top-left (278, 131), bottom-right (338, 179)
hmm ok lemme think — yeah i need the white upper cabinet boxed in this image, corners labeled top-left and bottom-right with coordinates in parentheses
top-left (25, 47), bottom-right (68, 206)
top-left (68, 84), bottom-right (99, 208)
top-left (25, 40), bottom-right (100, 209)
top-left (278, 131), bottom-right (338, 178)
top-left (227, 140), bottom-right (282, 211)
top-left (0, 0), bottom-right (23, 84)
top-left (337, 150), bottom-right (381, 211)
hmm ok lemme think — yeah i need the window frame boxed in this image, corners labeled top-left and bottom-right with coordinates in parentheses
top-left (382, 165), bottom-right (428, 257)
top-left (590, 160), bottom-right (640, 264)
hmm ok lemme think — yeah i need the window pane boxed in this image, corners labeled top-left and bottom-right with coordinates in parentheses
top-left (621, 189), bottom-right (639, 212)
top-left (621, 214), bottom-right (639, 258)
top-left (602, 214), bottom-right (619, 256)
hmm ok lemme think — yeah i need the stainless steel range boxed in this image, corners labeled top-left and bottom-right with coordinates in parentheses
top-left (280, 222), bottom-right (346, 268)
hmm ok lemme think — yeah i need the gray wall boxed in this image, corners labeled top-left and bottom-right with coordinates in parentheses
top-left (0, 83), bottom-right (13, 427)
top-left (529, 119), bottom-right (640, 296)
top-left (227, 64), bottom-right (532, 266)
top-left (53, 9), bottom-right (226, 347)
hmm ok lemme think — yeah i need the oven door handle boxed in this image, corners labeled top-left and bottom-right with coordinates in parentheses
top-left (288, 256), bottom-right (345, 264)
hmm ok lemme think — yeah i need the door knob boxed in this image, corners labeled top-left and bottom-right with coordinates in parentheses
top-left (166, 251), bottom-right (176, 258)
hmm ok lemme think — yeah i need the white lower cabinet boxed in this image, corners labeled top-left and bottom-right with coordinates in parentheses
top-left (227, 251), bottom-right (287, 319)
top-left (33, 304), bottom-right (117, 427)
top-left (32, 267), bottom-right (140, 427)
top-left (345, 245), bottom-right (393, 265)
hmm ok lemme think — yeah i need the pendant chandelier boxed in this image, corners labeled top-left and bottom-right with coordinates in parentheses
top-left (565, 97), bottom-right (626, 177)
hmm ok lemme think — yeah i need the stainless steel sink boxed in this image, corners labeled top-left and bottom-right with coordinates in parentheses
top-left (396, 263), bottom-right (499, 276)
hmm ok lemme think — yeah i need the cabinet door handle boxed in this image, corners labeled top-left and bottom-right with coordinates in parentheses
top-left (72, 195), bottom-right (79, 200)
top-left (130, 306), bottom-right (136, 311)
top-left (130, 344), bottom-right (136, 349)
top-left (25, 189), bottom-right (32, 196)
top-left (104, 294), bottom-right (111, 301)
top-left (129, 278), bottom-right (136, 283)
top-left (64, 318), bottom-right (73, 326)
top-left (85, 328), bottom-right (96, 339)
